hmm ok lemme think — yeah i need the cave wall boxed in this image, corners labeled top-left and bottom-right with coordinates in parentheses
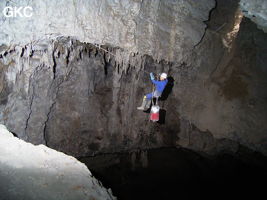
top-left (0, 0), bottom-right (267, 156)
top-left (240, 0), bottom-right (267, 33)
top-left (173, 0), bottom-right (267, 155)
top-left (0, 0), bottom-right (215, 62)
top-left (0, 38), bottom-right (180, 156)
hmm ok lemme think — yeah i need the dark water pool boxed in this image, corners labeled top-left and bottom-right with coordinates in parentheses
top-left (80, 147), bottom-right (267, 200)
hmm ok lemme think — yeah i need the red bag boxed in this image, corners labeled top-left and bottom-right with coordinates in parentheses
top-left (150, 105), bottom-right (160, 122)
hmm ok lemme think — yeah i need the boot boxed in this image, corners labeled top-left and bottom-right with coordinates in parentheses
top-left (137, 97), bottom-right (150, 110)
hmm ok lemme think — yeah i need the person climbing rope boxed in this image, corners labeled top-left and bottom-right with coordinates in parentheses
top-left (137, 72), bottom-right (168, 111)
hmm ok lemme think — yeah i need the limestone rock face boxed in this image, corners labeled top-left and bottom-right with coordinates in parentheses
top-left (240, 0), bottom-right (267, 33)
top-left (0, 0), bottom-right (266, 157)
top-left (0, 38), bottom-right (178, 156)
top-left (0, 0), bottom-right (215, 61)
top-left (0, 124), bottom-right (116, 200)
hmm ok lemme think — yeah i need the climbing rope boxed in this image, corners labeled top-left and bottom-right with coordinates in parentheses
top-left (92, 43), bottom-right (116, 57)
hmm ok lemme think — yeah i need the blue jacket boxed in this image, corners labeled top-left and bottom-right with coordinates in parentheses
top-left (152, 79), bottom-right (168, 94)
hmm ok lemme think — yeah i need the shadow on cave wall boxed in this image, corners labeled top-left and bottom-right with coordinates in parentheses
top-left (157, 76), bottom-right (175, 124)
top-left (160, 76), bottom-right (175, 101)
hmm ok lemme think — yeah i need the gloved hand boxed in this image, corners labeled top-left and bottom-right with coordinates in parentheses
top-left (150, 72), bottom-right (155, 80)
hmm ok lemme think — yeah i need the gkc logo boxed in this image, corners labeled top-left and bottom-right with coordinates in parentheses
top-left (3, 6), bottom-right (33, 18)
